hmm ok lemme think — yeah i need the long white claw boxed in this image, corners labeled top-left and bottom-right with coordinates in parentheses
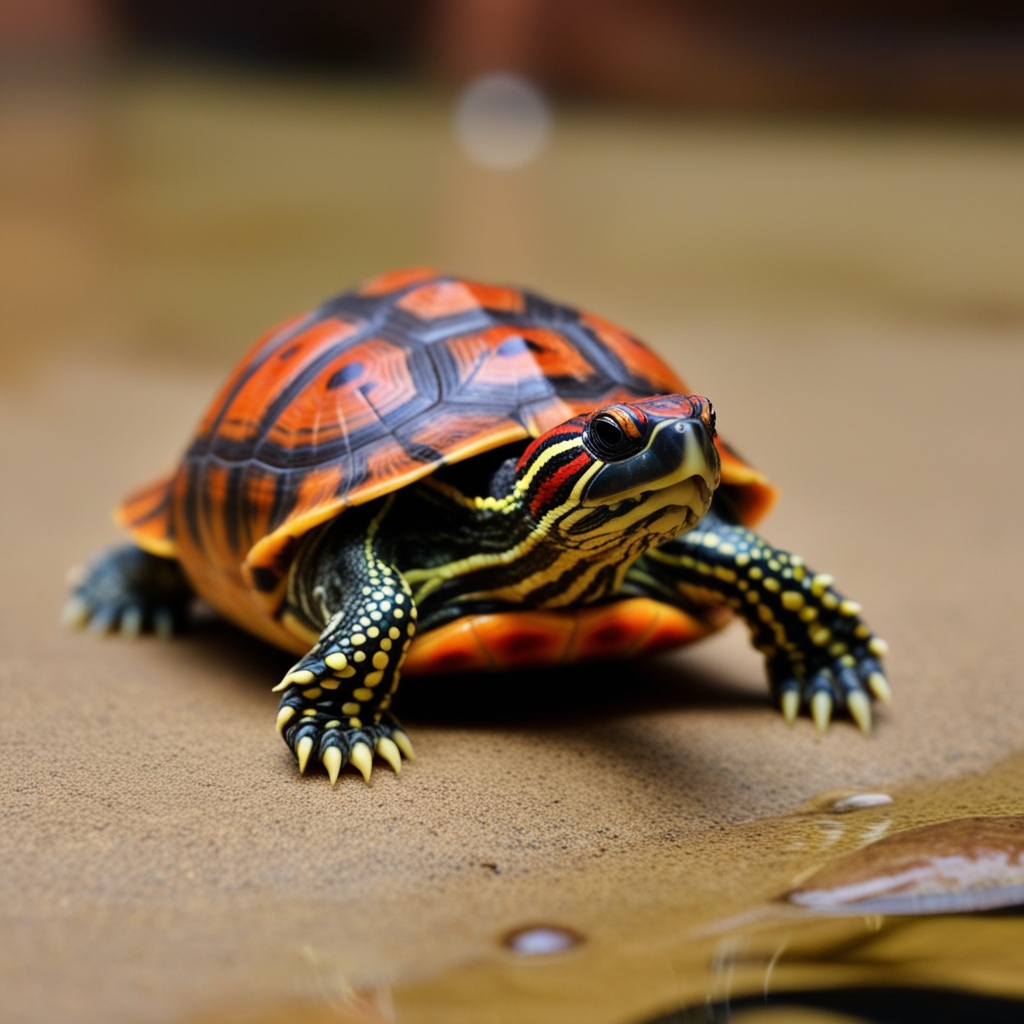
top-left (296, 736), bottom-right (314, 774)
top-left (273, 669), bottom-right (315, 692)
top-left (88, 608), bottom-right (115, 635)
top-left (349, 741), bottom-right (373, 783)
top-left (282, 669), bottom-right (316, 687)
top-left (781, 689), bottom-right (800, 724)
top-left (376, 737), bottom-right (402, 774)
top-left (61, 597), bottom-right (90, 630)
top-left (322, 746), bottom-right (342, 785)
top-left (120, 606), bottom-right (143, 638)
top-left (275, 706), bottom-right (296, 735)
top-left (392, 730), bottom-right (415, 761)
top-left (153, 607), bottom-right (174, 640)
top-left (847, 691), bottom-right (872, 735)
top-left (811, 690), bottom-right (833, 734)
top-left (867, 671), bottom-right (892, 705)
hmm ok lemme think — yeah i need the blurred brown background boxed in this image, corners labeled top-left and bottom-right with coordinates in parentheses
top-left (3, 5), bottom-right (1024, 1024)
top-left (7, 0), bottom-right (1024, 111)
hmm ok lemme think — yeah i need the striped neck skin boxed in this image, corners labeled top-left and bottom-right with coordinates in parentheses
top-left (515, 394), bottom-right (720, 552)
top-left (402, 395), bottom-right (722, 614)
top-left (485, 394), bottom-right (721, 604)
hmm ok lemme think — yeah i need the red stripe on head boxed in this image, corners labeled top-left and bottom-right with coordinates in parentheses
top-left (529, 451), bottom-right (592, 518)
top-left (516, 420), bottom-right (585, 473)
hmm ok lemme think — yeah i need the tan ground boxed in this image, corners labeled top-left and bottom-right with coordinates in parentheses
top-left (2, 66), bottom-right (1023, 1024)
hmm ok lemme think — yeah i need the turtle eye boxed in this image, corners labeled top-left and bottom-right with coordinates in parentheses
top-left (584, 409), bottom-right (647, 461)
top-left (593, 416), bottom-right (624, 448)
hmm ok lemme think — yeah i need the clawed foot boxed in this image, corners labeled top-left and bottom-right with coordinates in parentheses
top-left (272, 594), bottom-right (416, 783)
top-left (62, 545), bottom-right (192, 638)
top-left (767, 574), bottom-right (890, 734)
top-left (276, 703), bottom-right (414, 784)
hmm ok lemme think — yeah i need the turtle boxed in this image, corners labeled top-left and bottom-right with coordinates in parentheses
top-left (65, 268), bottom-right (890, 784)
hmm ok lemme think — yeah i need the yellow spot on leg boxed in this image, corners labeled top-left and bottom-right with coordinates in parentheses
top-left (811, 573), bottom-right (834, 596)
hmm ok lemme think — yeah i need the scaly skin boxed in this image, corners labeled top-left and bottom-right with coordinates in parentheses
top-left (626, 508), bottom-right (890, 733)
top-left (273, 499), bottom-right (418, 783)
top-left (65, 394), bottom-right (888, 786)
top-left (63, 545), bottom-right (193, 638)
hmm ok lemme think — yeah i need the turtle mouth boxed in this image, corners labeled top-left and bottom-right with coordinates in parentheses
top-left (691, 473), bottom-right (712, 510)
top-left (666, 472), bottom-right (715, 527)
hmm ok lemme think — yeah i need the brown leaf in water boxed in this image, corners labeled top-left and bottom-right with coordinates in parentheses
top-left (787, 816), bottom-right (1024, 915)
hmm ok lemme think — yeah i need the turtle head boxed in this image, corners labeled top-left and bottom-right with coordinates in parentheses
top-left (515, 394), bottom-right (721, 552)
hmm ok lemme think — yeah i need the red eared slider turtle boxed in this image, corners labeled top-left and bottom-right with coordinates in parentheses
top-left (66, 268), bottom-right (890, 783)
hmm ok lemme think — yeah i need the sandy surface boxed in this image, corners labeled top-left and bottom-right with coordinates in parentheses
top-left (2, 322), bottom-right (1022, 1024)
top-left (2, 66), bottom-right (1024, 1024)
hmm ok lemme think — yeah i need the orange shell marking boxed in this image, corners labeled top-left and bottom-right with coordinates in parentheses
top-left (113, 270), bottom-right (780, 662)
top-left (401, 598), bottom-right (714, 677)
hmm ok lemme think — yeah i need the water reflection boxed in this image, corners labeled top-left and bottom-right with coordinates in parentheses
top-left (654, 986), bottom-right (1024, 1024)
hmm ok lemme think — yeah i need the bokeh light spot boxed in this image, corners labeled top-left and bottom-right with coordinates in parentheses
top-left (454, 73), bottom-right (551, 169)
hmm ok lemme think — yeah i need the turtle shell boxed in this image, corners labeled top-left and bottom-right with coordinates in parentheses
top-left (117, 268), bottom-right (776, 662)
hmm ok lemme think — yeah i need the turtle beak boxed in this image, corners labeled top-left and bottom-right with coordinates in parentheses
top-left (584, 416), bottom-right (721, 504)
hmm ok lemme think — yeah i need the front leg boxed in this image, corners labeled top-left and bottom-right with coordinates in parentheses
top-left (625, 510), bottom-right (890, 733)
top-left (272, 502), bottom-right (418, 784)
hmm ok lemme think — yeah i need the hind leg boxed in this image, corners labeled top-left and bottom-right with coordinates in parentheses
top-left (63, 544), bottom-right (193, 637)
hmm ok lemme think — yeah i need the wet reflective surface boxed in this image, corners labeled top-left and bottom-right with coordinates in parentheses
top-left (184, 758), bottom-right (1024, 1024)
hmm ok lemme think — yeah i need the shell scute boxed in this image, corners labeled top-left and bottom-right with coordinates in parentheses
top-left (357, 266), bottom-right (438, 296)
top-left (118, 270), bottom-right (777, 650)
top-left (578, 311), bottom-right (688, 395)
